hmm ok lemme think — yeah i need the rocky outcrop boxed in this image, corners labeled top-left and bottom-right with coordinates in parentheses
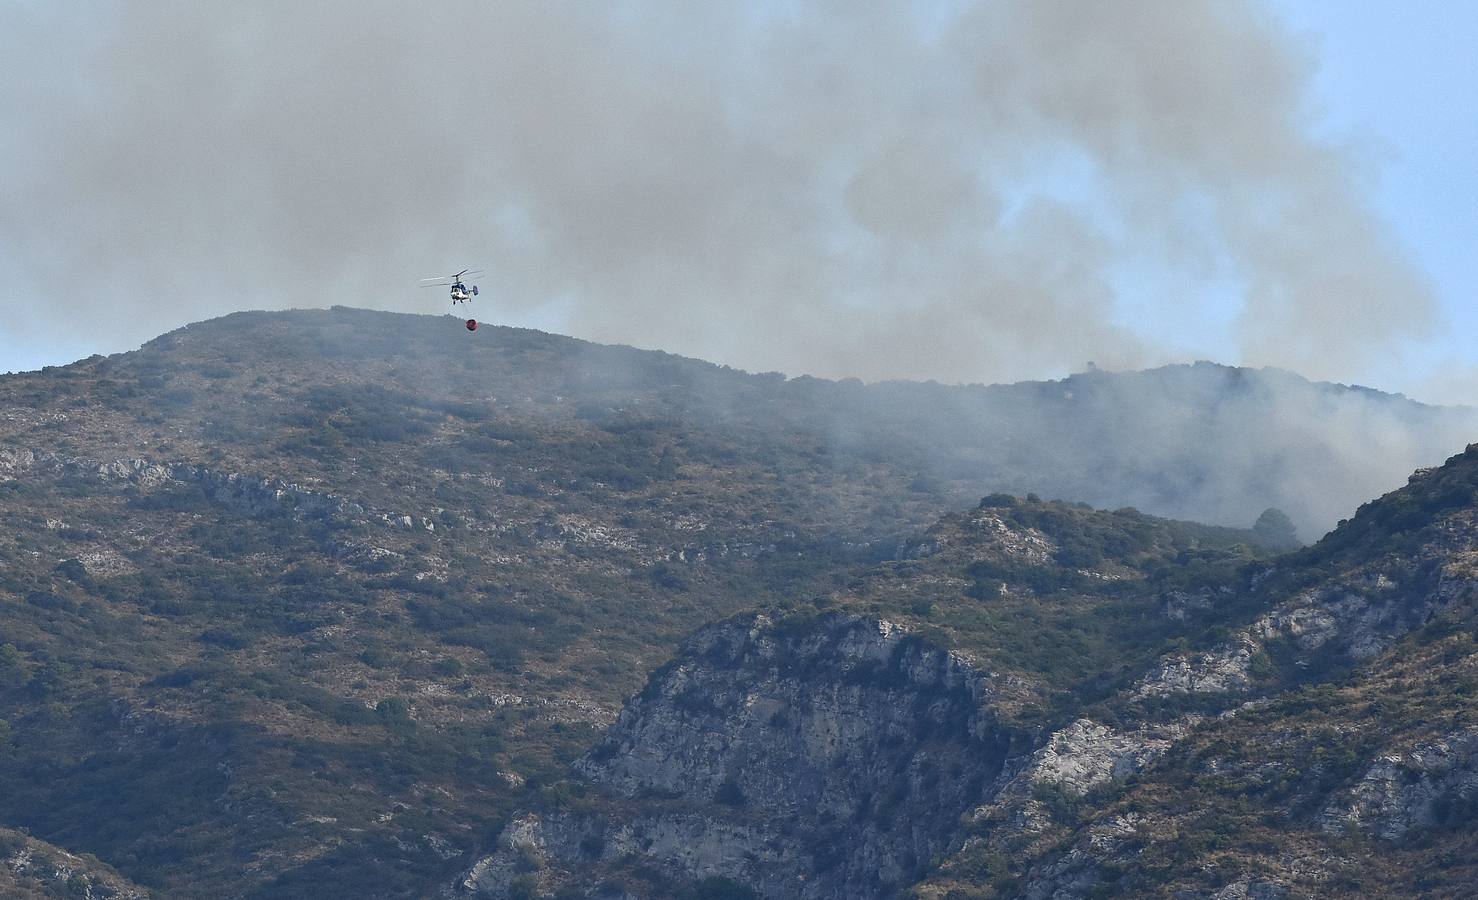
top-left (1208, 880), bottom-right (1290, 899)
top-left (461, 614), bottom-right (1022, 899)
top-left (460, 487), bottom-right (1478, 898)
top-left (934, 507), bottom-right (1055, 567)
top-left (0, 827), bottom-right (150, 899)
top-left (1025, 719), bottom-right (1184, 795)
top-left (1135, 548), bottom-right (1478, 702)
top-left (0, 446), bottom-right (447, 531)
top-left (1162, 587), bottom-right (1229, 622)
top-left (179, 463), bottom-right (369, 520)
top-left (949, 716), bottom-right (1192, 869)
top-left (1133, 639), bottom-right (1258, 698)
top-left (0, 447), bottom-right (36, 478)
top-left (1320, 728), bottom-right (1478, 841)
top-left (1248, 568), bottom-right (1463, 663)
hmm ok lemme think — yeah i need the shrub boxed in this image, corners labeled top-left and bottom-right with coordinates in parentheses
top-left (375, 697), bottom-right (415, 736)
top-left (197, 628), bottom-right (253, 650)
top-left (978, 493), bottom-right (1018, 509)
top-left (507, 875), bottom-right (539, 900)
top-left (714, 778), bottom-right (747, 808)
top-left (688, 876), bottom-right (758, 900)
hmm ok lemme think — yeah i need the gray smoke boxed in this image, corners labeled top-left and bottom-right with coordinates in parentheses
top-left (0, 1), bottom-right (1437, 387)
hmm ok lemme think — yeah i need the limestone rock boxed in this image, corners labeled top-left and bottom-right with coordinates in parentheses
top-left (1027, 719), bottom-right (1180, 795)
top-left (1133, 638), bottom-right (1257, 698)
top-left (462, 614), bottom-right (1022, 899)
top-left (1320, 728), bottom-right (1478, 841)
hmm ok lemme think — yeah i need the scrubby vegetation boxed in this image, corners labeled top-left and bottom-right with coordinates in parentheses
top-left (0, 308), bottom-right (1474, 898)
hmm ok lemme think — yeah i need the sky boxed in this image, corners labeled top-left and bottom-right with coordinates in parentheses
top-left (1, 1), bottom-right (1473, 403)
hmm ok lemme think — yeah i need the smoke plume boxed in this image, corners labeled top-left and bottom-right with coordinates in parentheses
top-left (0, 1), bottom-right (1439, 387)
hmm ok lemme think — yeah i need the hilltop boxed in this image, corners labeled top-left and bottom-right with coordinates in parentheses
top-left (13, 306), bottom-right (1474, 534)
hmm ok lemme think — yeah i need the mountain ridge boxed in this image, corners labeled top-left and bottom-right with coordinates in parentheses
top-left (20, 306), bottom-right (1476, 536)
top-left (2, 307), bottom-right (1477, 897)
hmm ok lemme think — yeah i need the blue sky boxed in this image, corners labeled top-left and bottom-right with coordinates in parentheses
top-left (1, 2), bottom-right (1473, 402)
top-left (1275, 0), bottom-right (1478, 399)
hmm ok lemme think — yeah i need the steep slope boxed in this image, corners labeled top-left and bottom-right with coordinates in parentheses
top-left (464, 614), bottom-right (1018, 898)
top-left (946, 446), bottom-right (1478, 899)
top-left (460, 500), bottom-right (1286, 897)
top-left (0, 310), bottom-right (975, 896)
top-left (0, 450), bottom-right (1273, 898)
top-left (469, 446), bottom-right (1478, 899)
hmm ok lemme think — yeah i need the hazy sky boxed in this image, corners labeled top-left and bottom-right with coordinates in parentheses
top-left (2, 1), bottom-right (1473, 401)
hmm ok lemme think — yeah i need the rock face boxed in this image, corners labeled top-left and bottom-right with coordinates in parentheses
top-left (0, 445), bottom-right (458, 532)
top-left (1134, 528), bottom-right (1478, 703)
top-left (458, 450), bottom-right (1478, 899)
top-left (1321, 728), bottom-right (1478, 841)
top-left (462, 614), bottom-right (1021, 898)
top-left (1024, 719), bottom-right (1181, 795)
top-left (1132, 638), bottom-right (1258, 698)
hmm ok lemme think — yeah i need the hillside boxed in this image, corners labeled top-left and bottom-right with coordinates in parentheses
top-left (0, 826), bottom-right (148, 899)
top-left (965, 446), bottom-right (1478, 899)
top-left (10, 307), bottom-right (1473, 536)
top-left (474, 446), bottom-right (1478, 899)
top-left (1, 307), bottom-right (1476, 898)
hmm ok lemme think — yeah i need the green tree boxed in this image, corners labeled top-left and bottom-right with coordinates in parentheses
top-left (1253, 507), bottom-right (1299, 548)
top-left (0, 643), bottom-right (25, 689)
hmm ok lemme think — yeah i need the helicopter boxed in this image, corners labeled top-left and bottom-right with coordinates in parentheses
top-left (420, 268), bottom-right (483, 305)
top-left (420, 268), bottom-right (484, 330)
